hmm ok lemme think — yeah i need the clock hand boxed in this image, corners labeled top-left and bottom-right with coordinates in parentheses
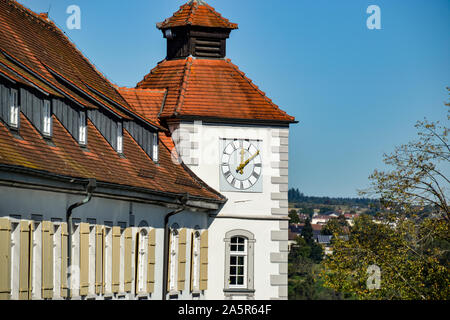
top-left (236, 150), bottom-right (260, 173)
top-left (238, 149), bottom-right (245, 174)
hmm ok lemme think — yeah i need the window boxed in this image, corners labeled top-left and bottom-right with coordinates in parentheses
top-left (10, 221), bottom-right (19, 300)
top-left (52, 223), bottom-right (61, 299)
top-left (153, 133), bottom-right (158, 162)
top-left (117, 122), bottom-right (123, 153)
top-left (224, 230), bottom-right (255, 295)
top-left (104, 226), bottom-right (112, 294)
top-left (191, 231), bottom-right (200, 291)
top-left (9, 88), bottom-right (19, 128)
top-left (136, 229), bottom-right (148, 294)
top-left (79, 112), bottom-right (87, 145)
top-left (168, 227), bottom-right (179, 292)
top-left (43, 100), bottom-right (51, 136)
top-left (229, 237), bottom-right (247, 287)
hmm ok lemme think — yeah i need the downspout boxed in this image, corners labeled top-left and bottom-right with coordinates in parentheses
top-left (66, 178), bottom-right (96, 299)
top-left (162, 193), bottom-right (188, 300)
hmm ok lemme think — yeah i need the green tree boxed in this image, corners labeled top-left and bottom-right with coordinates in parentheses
top-left (323, 92), bottom-right (450, 299)
top-left (289, 209), bottom-right (300, 224)
top-left (301, 218), bottom-right (314, 244)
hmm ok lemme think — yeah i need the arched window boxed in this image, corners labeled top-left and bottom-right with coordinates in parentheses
top-left (224, 230), bottom-right (255, 297)
top-left (136, 228), bottom-right (148, 294)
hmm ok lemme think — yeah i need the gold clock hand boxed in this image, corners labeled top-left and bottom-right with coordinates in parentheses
top-left (236, 150), bottom-right (260, 173)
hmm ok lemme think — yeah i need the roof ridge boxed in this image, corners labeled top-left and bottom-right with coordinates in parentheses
top-left (174, 56), bottom-right (194, 116)
top-left (117, 86), bottom-right (167, 94)
top-left (136, 59), bottom-right (167, 88)
top-left (224, 58), bottom-right (294, 121)
top-left (7, 0), bottom-right (132, 112)
top-left (202, 2), bottom-right (238, 29)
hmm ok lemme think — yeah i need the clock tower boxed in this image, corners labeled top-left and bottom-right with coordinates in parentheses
top-left (137, 0), bottom-right (296, 300)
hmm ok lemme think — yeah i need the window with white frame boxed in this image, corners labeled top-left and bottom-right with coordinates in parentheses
top-left (32, 220), bottom-right (42, 299)
top-left (153, 132), bottom-right (158, 162)
top-left (88, 224), bottom-right (96, 296)
top-left (52, 223), bottom-right (61, 299)
top-left (79, 112), bottom-right (87, 145)
top-left (169, 227), bottom-right (179, 292)
top-left (10, 221), bottom-right (20, 300)
top-left (224, 230), bottom-right (255, 293)
top-left (137, 228), bottom-right (148, 294)
top-left (117, 122), bottom-right (123, 153)
top-left (104, 226), bottom-right (112, 294)
top-left (191, 230), bottom-right (200, 291)
top-left (9, 88), bottom-right (19, 128)
top-left (229, 237), bottom-right (247, 288)
top-left (43, 100), bottom-right (52, 137)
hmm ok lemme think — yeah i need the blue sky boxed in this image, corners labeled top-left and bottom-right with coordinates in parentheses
top-left (17, 0), bottom-right (450, 197)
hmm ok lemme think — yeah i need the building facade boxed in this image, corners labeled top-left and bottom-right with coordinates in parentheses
top-left (0, 0), bottom-right (295, 300)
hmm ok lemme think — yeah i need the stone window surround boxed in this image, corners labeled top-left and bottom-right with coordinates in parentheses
top-left (223, 229), bottom-right (255, 299)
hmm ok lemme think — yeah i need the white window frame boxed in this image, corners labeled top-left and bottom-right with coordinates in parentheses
top-left (52, 223), bottom-right (62, 299)
top-left (79, 112), bottom-right (87, 145)
top-left (10, 220), bottom-right (20, 300)
top-left (32, 221), bottom-right (42, 299)
top-left (192, 231), bottom-right (200, 291)
top-left (104, 226), bottom-right (112, 294)
top-left (137, 228), bottom-right (148, 294)
top-left (169, 227), bottom-right (179, 292)
top-left (43, 100), bottom-right (52, 137)
top-left (88, 224), bottom-right (96, 296)
top-left (9, 88), bottom-right (19, 128)
top-left (117, 122), bottom-right (123, 153)
top-left (153, 132), bottom-right (158, 162)
top-left (228, 236), bottom-right (248, 289)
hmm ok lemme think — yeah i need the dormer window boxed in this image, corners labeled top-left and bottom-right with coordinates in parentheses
top-left (9, 88), bottom-right (19, 129)
top-left (42, 100), bottom-right (52, 137)
top-left (117, 122), bottom-right (123, 154)
top-left (79, 111), bottom-right (87, 145)
top-left (152, 132), bottom-right (158, 162)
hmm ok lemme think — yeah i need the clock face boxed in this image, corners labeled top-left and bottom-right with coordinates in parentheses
top-left (220, 139), bottom-right (262, 190)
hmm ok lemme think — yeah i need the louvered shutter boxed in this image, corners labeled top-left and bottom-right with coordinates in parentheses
top-left (18, 221), bottom-right (31, 300)
top-left (199, 230), bottom-right (208, 291)
top-left (124, 228), bottom-right (132, 292)
top-left (60, 222), bottom-right (68, 298)
top-left (79, 223), bottom-right (90, 296)
top-left (95, 225), bottom-right (103, 294)
top-left (177, 228), bottom-right (187, 291)
top-left (111, 226), bottom-right (121, 293)
top-left (41, 221), bottom-right (54, 299)
top-left (0, 218), bottom-right (11, 300)
top-left (147, 228), bottom-right (156, 293)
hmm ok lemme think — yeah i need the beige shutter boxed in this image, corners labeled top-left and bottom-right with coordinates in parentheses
top-left (124, 228), bottom-right (132, 292)
top-left (95, 225), bottom-right (103, 295)
top-left (60, 222), bottom-right (68, 298)
top-left (147, 228), bottom-right (156, 293)
top-left (111, 226), bottom-right (121, 293)
top-left (0, 218), bottom-right (11, 300)
top-left (199, 230), bottom-right (208, 291)
top-left (79, 223), bottom-right (90, 296)
top-left (18, 221), bottom-right (31, 300)
top-left (177, 228), bottom-right (187, 291)
top-left (41, 221), bottom-right (54, 299)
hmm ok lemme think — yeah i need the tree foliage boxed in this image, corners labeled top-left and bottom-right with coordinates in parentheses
top-left (324, 90), bottom-right (450, 299)
top-left (361, 88), bottom-right (449, 221)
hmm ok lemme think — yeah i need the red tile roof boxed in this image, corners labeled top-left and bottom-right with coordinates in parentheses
top-left (0, 0), bottom-right (224, 203)
top-left (0, 0), bottom-right (135, 117)
top-left (117, 87), bottom-right (167, 130)
top-left (0, 113), bottom-right (223, 201)
top-left (136, 57), bottom-right (296, 123)
top-left (157, 0), bottom-right (238, 30)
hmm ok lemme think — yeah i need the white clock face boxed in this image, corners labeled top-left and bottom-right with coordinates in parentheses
top-left (221, 139), bottom-right (262, 190)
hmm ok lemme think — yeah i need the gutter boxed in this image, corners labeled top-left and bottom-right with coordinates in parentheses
top-left (66, 178), bottom-right (96, 298)
top-left (162, 193), bottom-right (188, 300)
